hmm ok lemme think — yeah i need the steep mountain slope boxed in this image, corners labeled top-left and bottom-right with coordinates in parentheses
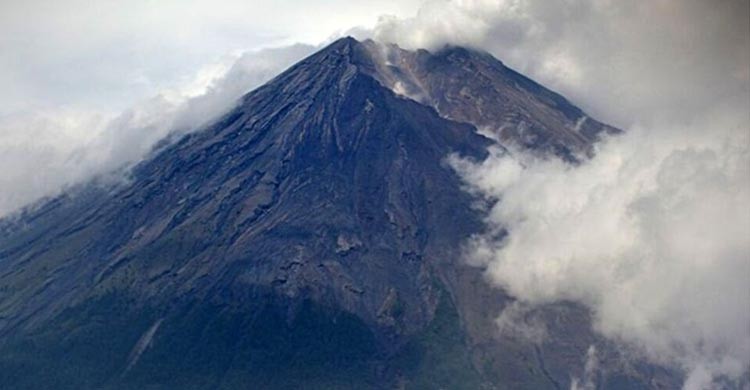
top-left (0, 38), bottom-right (675, 389)
top-left (359, 40), bottom-right (619, 159)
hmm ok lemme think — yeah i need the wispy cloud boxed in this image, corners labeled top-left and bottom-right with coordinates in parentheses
top-left (0, 44), bottom-right (315, 218)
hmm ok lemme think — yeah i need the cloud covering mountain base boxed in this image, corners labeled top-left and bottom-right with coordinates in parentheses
top-left (450, 104), bottom-right (750, 389)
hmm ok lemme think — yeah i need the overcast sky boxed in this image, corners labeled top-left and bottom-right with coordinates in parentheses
top-left (1, 2), bottom-right (748, 388)
top-left (0, 0), bottom-right (420, 116)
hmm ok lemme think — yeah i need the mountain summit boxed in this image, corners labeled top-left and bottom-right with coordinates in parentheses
top-left (0, 38), bottom-right (671, 389)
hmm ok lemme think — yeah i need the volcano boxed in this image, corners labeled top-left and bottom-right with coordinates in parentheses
top-left (0, 37), bottom-right (676, 389)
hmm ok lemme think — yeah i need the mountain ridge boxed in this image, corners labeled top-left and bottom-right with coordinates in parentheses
top-left (0, 37), bottom-right (676, 389)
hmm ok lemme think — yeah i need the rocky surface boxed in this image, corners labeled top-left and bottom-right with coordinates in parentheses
top-left (0, 37), bottom-right (677, 389)
top-left (359, 40), bottom-right (620, 159)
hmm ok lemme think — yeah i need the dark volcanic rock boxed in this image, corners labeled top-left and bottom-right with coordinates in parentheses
top-left (360, 40), bottom-right (619, 159)
top-left (0, 37), bottom-right (676, 389)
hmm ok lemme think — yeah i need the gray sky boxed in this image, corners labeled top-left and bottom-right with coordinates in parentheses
top-left (0, 0), bottom-right (420, 116)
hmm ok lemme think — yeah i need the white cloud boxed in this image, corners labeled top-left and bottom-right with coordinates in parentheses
top-left (571, 345), bottom-right (599, 390)
top-left (363, 0), bottom-right (750, 128)
top-left (449, 104), bottom-right (750, 387)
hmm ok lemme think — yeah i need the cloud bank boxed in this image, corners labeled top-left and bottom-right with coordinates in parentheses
top-left (451, 105), bottom-right (749, 388)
